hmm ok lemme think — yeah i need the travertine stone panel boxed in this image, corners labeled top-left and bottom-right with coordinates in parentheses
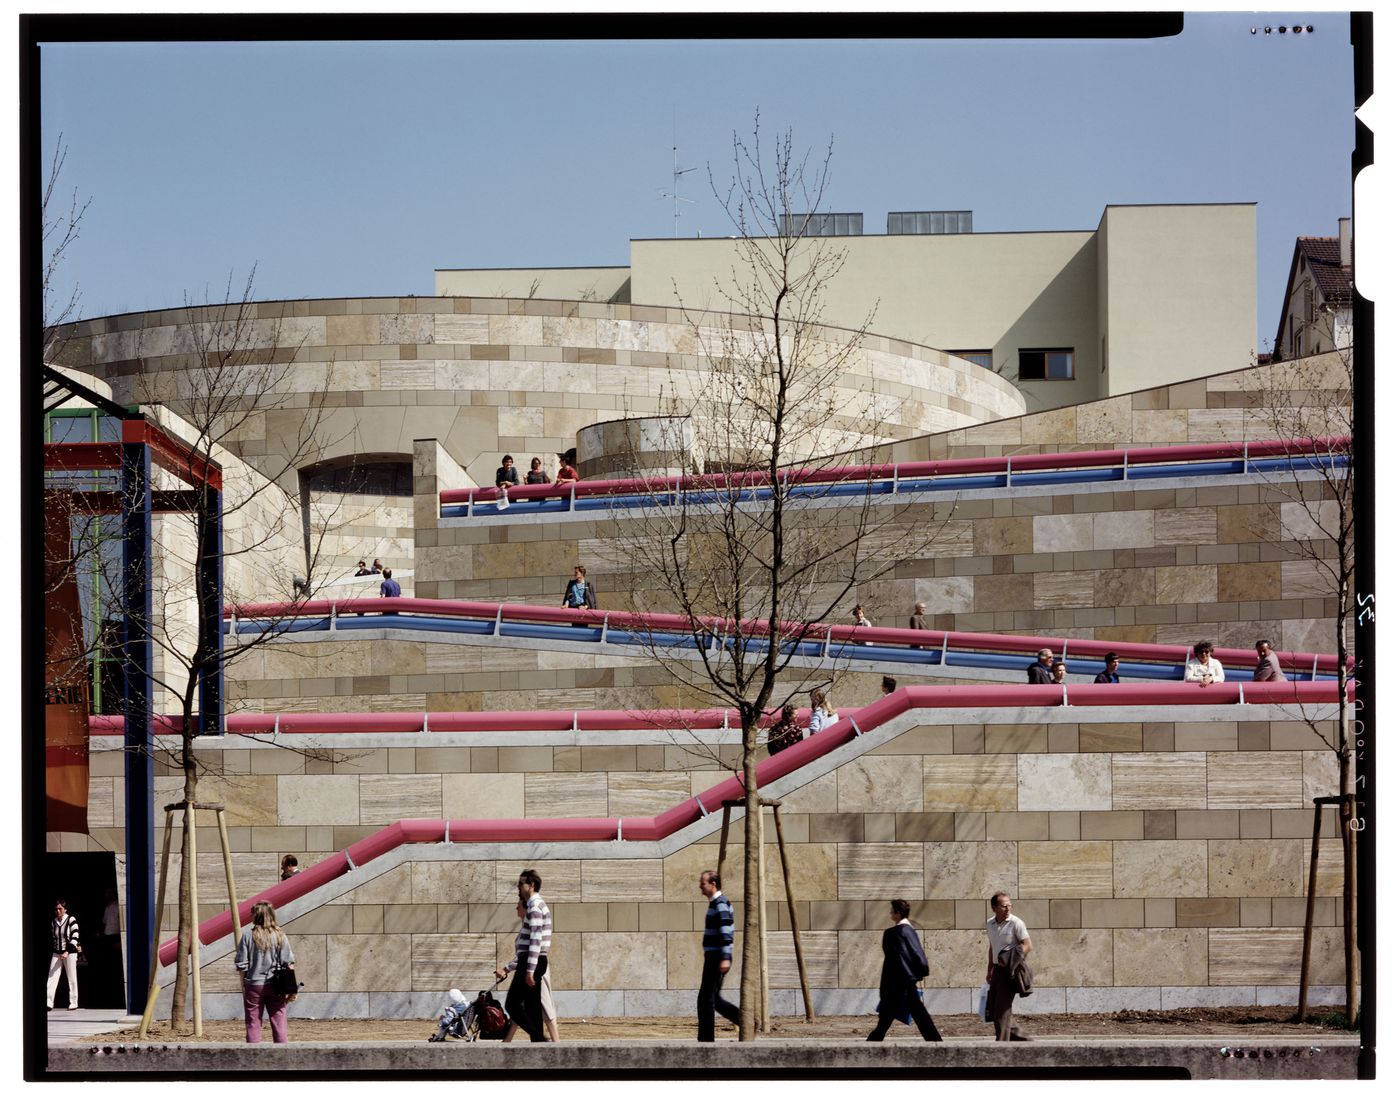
top-left (1279, 559), bottom-right (1331, 599)
top-left (924, 929), bottom-right (987, 986)
top-left (1031, 929), bottom-right (1113, 987)
top-left (582, 860), bottom-right (663, 902)
top-left (974, 518), bottom-right (1033, 556)
top-left (1018, 754), bottom-right (1112, 811)
top-left (1208, 928), bottom-right (1323, 985)
top-left (1173, 723), bottom-right (1238, 751)
top-left (1112, 840), bottom-right (1208, 898)
top-left (1033, 570), bottom-right (1095, 610)
top-left (1032, 514), bottom-right (1094, 553)
top-left (923, 841), bottom-right (1018, 900)
top-left (924, 756), bottom-right (1017, 812)
top-left (663, 846), bottom-right (737, 904)
top-left (327, 933), bottom-right (411, 992)
top-left (915, 575), bottom-right (975, 614)
top-left (607, 772), bottom-right (692, 816)
top-left (180, 775), bottom-right (277, 827)
top-left (1207, 840), bottom-right (1305, 897)
top-left (836, 927), bottom-right (889, 989)
top-left (665, 930), bottom-right (706, 990)
top-left (1131, 409), bottom-right (1189, 441)
top-left (837, 755), bottom-right (923, 814)
top-left (278, 775), bottom-right (360, 826)
top-left (442, 772), bottom-right (524, 819)
top-left (765, 930), bottom-right (840, 987)
top-left (524, 773), bottom-right (608, 818)
top-left (1093, 511), bottom-right (1153, 550)
top-left (1155, 565), bottom-right (1217, 605)
top-left (1280, 500), bottom-right (1339, 542)
top-left (1219, 561), bottom-right (1280, 602)
top-left (359, 774), bottom-right (443, 825)
top-left (334, 864), bottom-right (412, 906)
top-left (1217, 502), bottom-right (1279, 543)
top-left (493, 861), bottom-right (583, 903)
top-left (1301, 751), bottom-right (1340, 804)
top-left (1155, 508), bottom-right (1217, 546)
top-left (411, 861), bottom-right (497, 905)
top-left (1108, 929), bottom-right (1209, 980)
top-left (765, 843), bottom-right (838, 900)
top-left (837, 843), bottom-right (923, 900)
top-left (1018, 841), bottom-right (1113, 898)
top-left (411, 933), bottom-right (497, 990)
top-left (581, 930), bottom-right (667, 990)
top-left (1095, 568), bottom-right (1156, 607)
top-left (1207, 752), bottom-right (1303, 809)
top-left (1111, 753), bottom-right (1207, 809)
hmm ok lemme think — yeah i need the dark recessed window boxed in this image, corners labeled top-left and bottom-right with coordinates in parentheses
top-left (949, 349), bottom-right (994, 369)
top-left (1018, 349), bottom-right (1075, 380)
top-left (306, 460), bottom-right (413, 497)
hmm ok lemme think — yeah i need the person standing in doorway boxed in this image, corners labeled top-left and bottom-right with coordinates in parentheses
top-left (47, 898), bottom-right (81, 1010)
top-left (985, 891), bottom-right (1033, 1041)
top-left (696, 870), bottom-right (741, 1042)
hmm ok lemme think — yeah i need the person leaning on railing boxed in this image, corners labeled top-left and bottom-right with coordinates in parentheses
top-left (1183, 640), bottom-right (1224, 687)
top-left (766, 703), bottom-right (804, 755)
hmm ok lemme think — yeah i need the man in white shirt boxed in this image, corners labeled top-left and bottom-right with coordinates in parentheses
top-left (985, 891), bottom-right (1032, 1041)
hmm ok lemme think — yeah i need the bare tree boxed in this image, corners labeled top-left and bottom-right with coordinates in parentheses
top-left (1244, 347), bottom-right (1356, 1024)
top-left (42, 135), bottom-right (90, 365)
top-left (81, 272), bottom-right (364, 1029)
top-left (609, 115), bottom-right (954, 1039)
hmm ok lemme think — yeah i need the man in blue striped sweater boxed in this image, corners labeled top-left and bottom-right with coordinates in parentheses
top-left (503, 868), bottom-right (551, 1042)
top-left (697, 869), bottom-right (742, 1042)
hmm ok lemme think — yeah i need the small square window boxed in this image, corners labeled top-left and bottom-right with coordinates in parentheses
top-left (1018, 348), bottom-right (1075, 380)
top-left (949, 349), bottom-right (994, 369)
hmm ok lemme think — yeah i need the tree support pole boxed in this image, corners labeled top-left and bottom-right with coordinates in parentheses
top-left (215, 807), bottom-right (241, 948)
top-left (137, 808), bottom-right (175, 1039)
top-left (186, 802), bottom-right (203, 1037)
top-left (1295, 795), bottom-right (1333, 1021)
top-left (771, 803), bottom-right (814, 1022)
top-left (757, 805), bottom-right (769, 1033)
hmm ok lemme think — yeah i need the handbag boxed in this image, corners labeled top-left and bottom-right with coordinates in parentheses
top-left (271, 962), bottom-right (300, 999)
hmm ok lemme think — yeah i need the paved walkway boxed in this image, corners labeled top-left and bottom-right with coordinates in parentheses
top-left (47, 1008), bottom-right (143, 1045)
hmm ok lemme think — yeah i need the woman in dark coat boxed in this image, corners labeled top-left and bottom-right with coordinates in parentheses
top-left (866, 898), bottom-right (942, 1041)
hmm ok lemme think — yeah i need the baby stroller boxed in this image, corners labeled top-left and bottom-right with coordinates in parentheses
top-left (428, 980), bottom-right (510, 1042)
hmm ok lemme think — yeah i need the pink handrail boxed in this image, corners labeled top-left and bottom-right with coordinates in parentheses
top-left (441, 436), bottom-right (1351, 505)
top-left (154, 678), bottom-right (1351, 965)
top-left (223, 595), bottom-right (1346, 675)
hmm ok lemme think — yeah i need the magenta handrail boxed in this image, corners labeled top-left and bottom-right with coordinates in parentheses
top-left (441, 436), bottom-right (1351, 505)
top-left (154, 678), bottom-right (1352, 965)
top-left (223, 595), bottom-right (1347, 675)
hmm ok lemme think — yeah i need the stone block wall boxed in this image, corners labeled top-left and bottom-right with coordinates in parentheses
top-left (83, 704), bottom-right (1347, 1019)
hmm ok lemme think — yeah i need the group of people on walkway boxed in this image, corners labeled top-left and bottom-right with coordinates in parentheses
top-left (1029, 638), bottom-right (1288, 686)
top-left (495, 453), bottom-right (579, 507)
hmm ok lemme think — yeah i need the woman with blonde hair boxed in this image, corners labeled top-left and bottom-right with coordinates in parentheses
top-left (235, 900), bottom-right (296, 1043)
top-left (808, 688), bottom-right (838, 735)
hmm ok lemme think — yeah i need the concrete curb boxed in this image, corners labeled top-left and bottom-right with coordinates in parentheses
top-left (48, 1038), bottom-right (1360, 1079)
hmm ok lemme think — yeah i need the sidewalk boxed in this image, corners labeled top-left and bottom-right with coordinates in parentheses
top-left (47, 1007), bottom-right (144, 1045)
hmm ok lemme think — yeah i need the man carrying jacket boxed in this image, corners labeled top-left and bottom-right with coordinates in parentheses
top-left (985, 891), bottom-right (1033, 1041)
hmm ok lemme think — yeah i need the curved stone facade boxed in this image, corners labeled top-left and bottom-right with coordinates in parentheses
top-left (51, 296), bottom-right (1026, 496)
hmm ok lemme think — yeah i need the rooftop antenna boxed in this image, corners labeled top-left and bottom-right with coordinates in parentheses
top-left (657, 128), bottom-right (696, 239)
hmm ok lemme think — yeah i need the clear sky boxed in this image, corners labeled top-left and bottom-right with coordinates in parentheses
top-left (39, 13), bottom-right (1358, 351)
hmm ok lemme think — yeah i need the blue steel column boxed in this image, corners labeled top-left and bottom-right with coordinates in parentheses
top-left (121, 442), bottom-right (154, 1014)
top-left (198, 486), bottom-right (223, 736)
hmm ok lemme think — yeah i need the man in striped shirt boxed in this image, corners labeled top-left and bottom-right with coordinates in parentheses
top-left (697, 869), bottom-right (741, 1041)
top-left (504, 868), bottom-right (551, 1042)
top-left (47, 898), bottom-right (81, 1010)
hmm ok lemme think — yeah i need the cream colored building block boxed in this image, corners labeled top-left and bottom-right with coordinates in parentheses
top-left (1111, 753), bottom-right (1208, 809)
top-left (837, 842), bottom-right (924, 900)
top-left (1018, 841), bottom-right (1114, 898)
top-left (1113, 928), bottom-right (1208, 986)
top-left (581, 930), bottom-right (668, 990)
top-left (1112, 840), bottom-right (1209, 898)
top-left (924, 756), bottom-right (1018, 812)
top-left (582, 859), bottom-right (663, 902)
top-left (411, 933), bottom-right (498, 990)
top-left (1206, 840), bottom-right (1306, 897)
top-left (277, 774), bottom-right (361, 826)
top-left (326, 933), bottom-right (412, 992)
top-left (922, 841), bottom-right (1019, 901)
top-left (410, 860), bottom-right (498, 905)
top-left (442, 772), bottom-right (524, 819)
top-left (1018, 754), bottom-right (1112, 811)
top-left (837, 755), bottom-right (923, 814)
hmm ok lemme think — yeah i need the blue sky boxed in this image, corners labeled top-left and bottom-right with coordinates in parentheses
top-left (39, 14), bottom-right (1357, 350)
